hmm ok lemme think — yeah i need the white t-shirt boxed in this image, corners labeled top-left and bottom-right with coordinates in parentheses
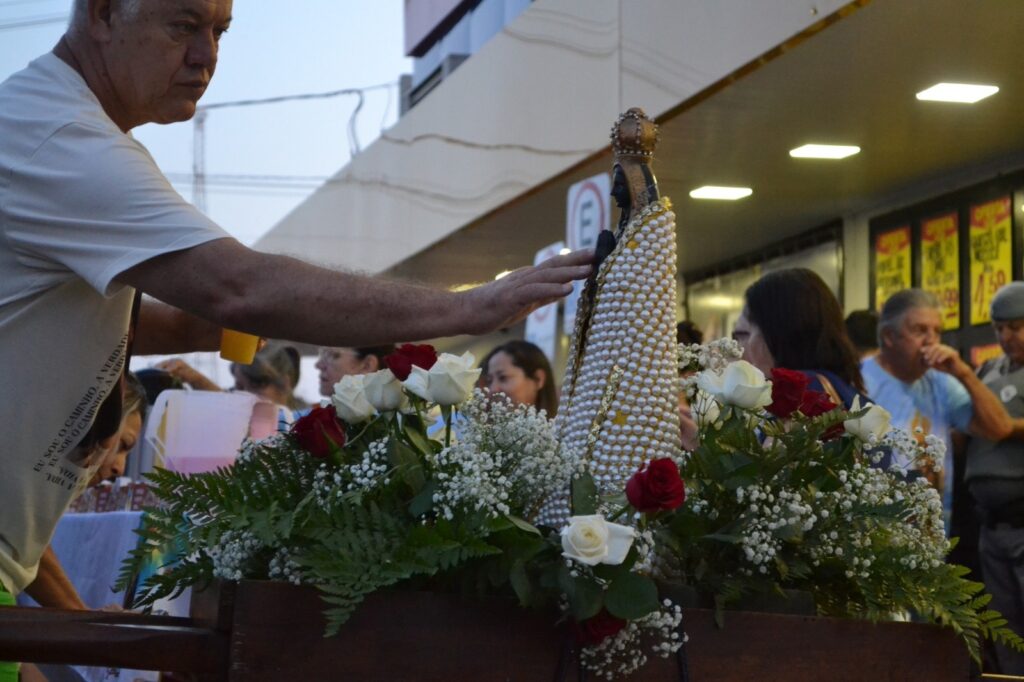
top-left (0, 53), bottom-right (229, 593)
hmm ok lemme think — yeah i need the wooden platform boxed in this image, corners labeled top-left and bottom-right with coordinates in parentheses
top-left (0, 580), bottom-right (971, 680)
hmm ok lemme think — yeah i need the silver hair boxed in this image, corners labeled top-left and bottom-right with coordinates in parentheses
top-left (877, 288), bottom-right (940, 346)
top-left (69, 0), bottom-right (144, 33)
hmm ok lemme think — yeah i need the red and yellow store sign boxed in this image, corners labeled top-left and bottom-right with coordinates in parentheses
top-left (969, 197), bottom-right (1013, 325)
top-left (920, 212), bottom-right (960, 330)
top-left (874, 226), bottom-right (912, 311)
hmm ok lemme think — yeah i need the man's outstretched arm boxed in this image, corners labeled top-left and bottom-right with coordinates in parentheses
top-left (117, 238), bottom-right (592, 349)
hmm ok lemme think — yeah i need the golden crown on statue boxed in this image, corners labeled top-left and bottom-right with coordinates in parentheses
top-left (610, 107), bottom-right (658, 160)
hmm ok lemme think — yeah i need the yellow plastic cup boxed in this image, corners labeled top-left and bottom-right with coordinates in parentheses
top-left (220, 328), bottom-right (260, 364)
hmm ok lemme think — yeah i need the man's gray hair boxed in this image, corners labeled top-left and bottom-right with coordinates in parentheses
top-left (69, 0), bottom-right (144, 33)
top-left (877, 288), bottom-right (940, 345)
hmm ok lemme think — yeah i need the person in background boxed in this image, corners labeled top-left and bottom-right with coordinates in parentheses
top-left (733, 268), bottom-right (865, 406)
top-left (846, 309), bottom-right (880, 361)
top-left (481, 340), bottom-right (558, 417)
top-left (315, 345), bottom-right (395, 398)
top-left (676, 320), bottom-right (704, 451)
top-left (230, 343), bottom-right (306, 411)
top-left (133, 367), bottom-right (184, 406)
top-left (676, 320), bottom-right (704, 346)
top-left (158, 343), bottom-right (307, 434)
top-left (862, 288), bottom-right (1012, 528)
top-left (158, 342), bottom-right (307, 410)
top-left (87, 372), bottom-right (147, 486)
top-left (21, 373), bottom-right (148, 617)
top-left (962, 282), bottom-right (1024, 674)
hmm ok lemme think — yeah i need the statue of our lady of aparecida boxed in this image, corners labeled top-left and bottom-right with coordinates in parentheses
top-left (538, 108), bottom-right (681, 527)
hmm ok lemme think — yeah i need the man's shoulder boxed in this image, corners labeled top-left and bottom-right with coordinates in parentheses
top-left (860, 356), bottom-right (891, 387)
top-left (0, 53), bottom-right (118, 145)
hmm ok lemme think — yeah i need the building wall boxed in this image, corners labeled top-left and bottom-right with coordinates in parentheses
top-left (257, 0), bottom-right (850, 277)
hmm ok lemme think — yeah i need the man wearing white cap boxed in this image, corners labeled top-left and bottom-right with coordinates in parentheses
top-left (965, 281), bottom-right (1024, 674)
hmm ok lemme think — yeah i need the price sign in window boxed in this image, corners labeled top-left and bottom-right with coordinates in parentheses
top-left (969, 197), bottom-right (1013, 325)
top-left (920, 212), bottom-right (960, 330)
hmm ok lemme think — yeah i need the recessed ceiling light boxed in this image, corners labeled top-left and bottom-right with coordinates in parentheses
top-left (494, 270), bottom-right (512, 280)
top-left (916, 82), bottom-right (999, 104)
top-left (689, 185), bottom-right (752, 201)
top-left (789, 144), bottom-right (861, 159)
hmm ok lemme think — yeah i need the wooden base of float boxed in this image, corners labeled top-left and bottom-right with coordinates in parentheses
top-left (190, 580), bottom-right (969, 681)
top-left (0, 580), bottom-right (971, 680)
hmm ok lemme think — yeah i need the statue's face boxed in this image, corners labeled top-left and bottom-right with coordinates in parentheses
top-left (611, 166), bottom-right (629, 209)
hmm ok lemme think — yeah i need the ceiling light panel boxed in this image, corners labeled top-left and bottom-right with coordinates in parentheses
top-left (689, 186), bottom-right (753, 200)
top-left (915, 82), bottom-right (999, 104)
top-left (789, 144), bottom-right (861, 159)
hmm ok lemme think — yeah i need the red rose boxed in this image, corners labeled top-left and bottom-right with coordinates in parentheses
top-left (573, 609), bottom-right (627, 645)
top-left (384, 344), bottom-right (438, 381)
top-left (626, 457), bottom-right (685, 513)
top-left (767, 368), bottom-right (810, 418)
top-left (799, 389), bottom-right (837, 418)
top-left (798, 390), bottom-right (844, 440)
top-left (291, 405), bottom-right (346, 458)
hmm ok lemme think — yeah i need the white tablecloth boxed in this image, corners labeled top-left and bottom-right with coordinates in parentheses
top-left (17, 512), bottom-right (163, 681)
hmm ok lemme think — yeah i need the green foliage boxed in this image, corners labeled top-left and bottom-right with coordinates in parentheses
top-left (656, 385), bottom-right (1024, 663)
top-left (118, 404), bottom-right (579, 639)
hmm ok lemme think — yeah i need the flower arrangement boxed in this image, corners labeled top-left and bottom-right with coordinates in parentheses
top-left (662, 341), bottom-right (1024, 661)
top-left (120, 340), bottom-right (1024, 678)
top-left (118, 344), bottom-right (683, 679)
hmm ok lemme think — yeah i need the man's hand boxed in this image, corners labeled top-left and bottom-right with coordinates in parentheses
top-left (459, 249), bottom-right (593, 335)
top-left (921, 344), bottom-right (972, 380)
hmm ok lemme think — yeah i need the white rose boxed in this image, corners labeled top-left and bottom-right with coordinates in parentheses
top-left (362, 369), bottom-right (407, 412)
top-left (560, 515), bottom-right (635, 566)
top-left (697, 360), bottom-right (772, 410)
top-left (693, 390), bottom-right (721, 428)
top-left (331, 374), bottom-right (375, 423)
top-left (844, 395), bottom-right (891, 443)
top-left (403, 351), bottom-right (481, 406)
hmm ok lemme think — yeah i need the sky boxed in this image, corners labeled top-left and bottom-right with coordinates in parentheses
top-left (0, 1), bottom-right (412, 401)
top-left (0, 0), bottom-right (412, 246)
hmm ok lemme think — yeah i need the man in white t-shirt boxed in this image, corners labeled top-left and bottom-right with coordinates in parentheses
top-left (862, 289), bottom-right (1013, 526)
top-left (0, 0), bottom-right (592, 610)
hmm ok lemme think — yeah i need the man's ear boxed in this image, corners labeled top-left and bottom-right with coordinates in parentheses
top-left (880, 326), bottom-right (894, 349)
top-left (86, 0), bottom-right (115, 42)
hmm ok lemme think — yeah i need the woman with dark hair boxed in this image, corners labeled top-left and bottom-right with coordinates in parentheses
top-left (481, 339), bottom-right (558, 417)
top-left (734, 268), bottom-right (865, 407)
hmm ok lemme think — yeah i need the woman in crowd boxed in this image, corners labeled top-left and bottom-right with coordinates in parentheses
top-left (734, 268), bottom-right (865, 406)
top-left (231, 342), bottom-right (307, 411)
top-left (314, 345), bottom-right (395, 398)
top-left (681, 269), bottom-right (864, 450)
top-left (19, 372), bottom-right (150, 621)
top-left (481, 339), bottom-right (558, 417)
top-left (88, 372), bottom-right (148, 486)
top-left (158, 342), bottom-right (307, 410)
